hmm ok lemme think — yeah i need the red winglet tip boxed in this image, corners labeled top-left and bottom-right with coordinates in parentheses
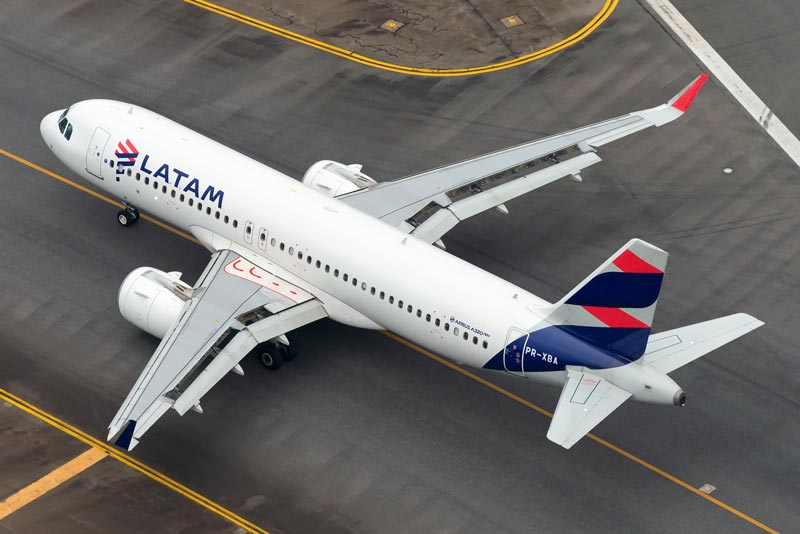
top-left (671, 73), bottom-right (709, 112)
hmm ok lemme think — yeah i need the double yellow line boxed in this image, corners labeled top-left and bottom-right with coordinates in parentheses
top-left (184, 0), bottom-right (618, 77)
top-left (0, 385), bottom-right (269, 534)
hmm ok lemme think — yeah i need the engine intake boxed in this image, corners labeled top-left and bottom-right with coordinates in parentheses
top-left (302, 160), bottom-right (376, 197)
top-left (118, 267), bottom-right (191, 339)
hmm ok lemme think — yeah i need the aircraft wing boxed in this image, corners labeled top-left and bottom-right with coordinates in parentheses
top-left (644, 313), bottom-right (764, 374)
top-left (547, 367), bottom-right (632, 449)
top-left (340, 75), bottom-right (708, 244)
top-left (108, 250), bottom-right (327, 450)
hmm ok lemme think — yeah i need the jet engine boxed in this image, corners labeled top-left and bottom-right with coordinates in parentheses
top-left (118, 267), bottom-right (191, 339)
top-left (302, 160), bottom-right (377, 197)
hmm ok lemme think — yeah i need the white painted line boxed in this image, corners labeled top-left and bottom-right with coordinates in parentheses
top-left (644, 0), bottom-right (800, 169)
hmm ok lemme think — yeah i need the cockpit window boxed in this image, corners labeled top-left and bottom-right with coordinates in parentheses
top-left (58, 117), bottom-right (68, 134)
top-left (64, 123), bottom-right (73, 140)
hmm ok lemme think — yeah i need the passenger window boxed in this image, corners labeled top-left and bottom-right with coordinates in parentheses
top-left (145, 177), bottom-right (150, 185)
top-left (389, 296), bottom-right (394, 304)
top-left (180, 194), bottom-right (185, 202)
top-left (425, 314), bottom-right (431, 322)
top-left (316, 260), bottom-right (321, 268)
top-left (482, 340), bottom-right (488, 349)
top-left (280, 242), bottom-right (285, 251)
top-left (244, 222), bottom-right (253, 244)
top-left (197, 202), bottom-right (203, 210)
top-left (454, 327), bottom-right (460, 336)
top-left (110, 160), bottom-right (115, 168)
top-left (288, 246), bottom-right (294, 255)
top-left (136, 172), bottom-right (141, 181)
top-left (416, 310), bottom-right (422, 318)
top-left (352, 278), bottom-right (358, 286)
top-left (379, 291), bottom-right (385, 299)
top-left (298, 251), bottom-right (303, 259)
top-left (171, 190), bottom-right (176, 198)
top-left (343, 273), bottom-right (348, 281)
top-left (233, 219), bottom-right (238, 228)
top-left (270, 238), bottom-right (276, 247)
top-left (188, 198), bottom-right (193, 206)
top-left (463, 332), bottom-right (469, 341)
top-left (307, 256), bottom-right (312, 265)
top-left (163, 185), bottom-right (167, 193)
top-left (215, 211), bottom-right (220, 219)
top-left (435, 318), bottom-right (441, 327)
top-left (334, 269), bottom-right (339, 277)
top-left (206, 207), bottom-right (211, 215)
top-left (407, 305), bottom-right (412, 313)
top-left (398, 300), bottom-right (403, 308)
top-left (361, 282), bottom-right (367, 290)
top-left (370, 287), bottom-right (375, 295)
top-left (258, 230), bottom-right (267, 250)
top-left (325, 265), bottom-right (330, 273)
top-left (444, 323), bottom-right (450, 331)
top-left (472, 336), bottom-right (478, 345)
top-left (127, 169), bottom-right (132, 176)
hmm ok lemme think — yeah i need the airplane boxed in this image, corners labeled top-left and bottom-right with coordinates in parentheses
top-left (39, 73), bottom-right (763, 451)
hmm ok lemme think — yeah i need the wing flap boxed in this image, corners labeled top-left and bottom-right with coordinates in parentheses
top-left (547, 368), bottom-right (632, 449)
top-left (412, 152), bottom-right (601, 243)
top-left (172, 299), bottom-right (326, 415)
top-left (644, 313), bottom-right (763, 374)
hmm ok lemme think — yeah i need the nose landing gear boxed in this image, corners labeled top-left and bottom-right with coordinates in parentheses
top-left (117, 205), bottom-right (140, 227)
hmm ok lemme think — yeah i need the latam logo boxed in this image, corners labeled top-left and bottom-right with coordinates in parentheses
top-left (114, 139), bottom-right (225, 209)
top-left (115, 139), bottom-right (139, 169)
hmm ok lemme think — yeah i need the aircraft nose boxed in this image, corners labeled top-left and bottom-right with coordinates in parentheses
top-left (40, 109), bottom-right (64, 149)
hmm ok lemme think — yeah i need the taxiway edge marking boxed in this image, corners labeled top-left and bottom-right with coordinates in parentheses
top-left (0, 448), bottom-right (107, 520)
top-left (381, 331), bottom-right (780, 534)
top-left (1, 145), bottom-right (777, 534)
top-left (0, 387), bottom-right (269, 534)
top-left (183, 0), bottom-right (618, 77)
top-left (643, 0), bottom-right (800, 170)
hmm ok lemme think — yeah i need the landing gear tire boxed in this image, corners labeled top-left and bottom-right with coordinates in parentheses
top-left (283, 344), bottom-right (298, 362)
top-left (117, 205), bottom-right (140, 227)
top-left (117, 210), bottom-right (134, 227)
top-left (259, 343), bottom-right (286, 371)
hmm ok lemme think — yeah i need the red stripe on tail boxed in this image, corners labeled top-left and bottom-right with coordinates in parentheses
top-left (612, 249), bottom-right (662, 274)
top-left (583, 306), bottom-right (650, 329)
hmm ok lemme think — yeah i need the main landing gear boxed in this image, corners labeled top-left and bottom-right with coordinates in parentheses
top-left (257, 340), bottom-right (298, 371)
top-left (117, 205), bottom-right (140, 227)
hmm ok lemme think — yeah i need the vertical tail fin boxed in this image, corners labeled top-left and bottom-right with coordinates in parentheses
top-left (550, 239), bottom-right (668, 362)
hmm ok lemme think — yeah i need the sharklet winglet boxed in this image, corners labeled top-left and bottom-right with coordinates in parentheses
top-left (669, 73), bottom-right (709, 112)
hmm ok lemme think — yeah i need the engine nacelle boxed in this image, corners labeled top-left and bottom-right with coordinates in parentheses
top-left (118, 267), bottom-right (191, 339)
top-left (302, 160), bottom-right (377, 197)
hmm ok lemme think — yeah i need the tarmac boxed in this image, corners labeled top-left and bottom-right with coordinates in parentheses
top-left (0, 0), bottom-right (798, 533)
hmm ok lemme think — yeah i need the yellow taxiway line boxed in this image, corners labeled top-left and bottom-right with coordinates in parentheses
top-left (0, 386), bottom-right (269, 534)
top-left (183, 0), bottom-right (618, 77)
top-left (0, 448), bottom-right (107, 520)
top-left (0, 147), bottom-right (778, 534)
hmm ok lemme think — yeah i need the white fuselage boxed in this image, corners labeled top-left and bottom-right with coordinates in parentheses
top-left (41, 100), bottom-right (559, 377)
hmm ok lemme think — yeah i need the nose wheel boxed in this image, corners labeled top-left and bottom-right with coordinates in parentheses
top-left (117, 205), bottom-right (140, 227)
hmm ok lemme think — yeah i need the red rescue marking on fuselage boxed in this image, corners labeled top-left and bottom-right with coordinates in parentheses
top-left (249, 267), bottom-right (262, 279)
top-left (231, 258), bottom-right (244, 271)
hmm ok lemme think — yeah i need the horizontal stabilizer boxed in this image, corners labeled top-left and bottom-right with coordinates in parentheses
top-left (644, 313), bottom-right (764, 374)
top-left (547, 368), bottom-right (631, 449)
